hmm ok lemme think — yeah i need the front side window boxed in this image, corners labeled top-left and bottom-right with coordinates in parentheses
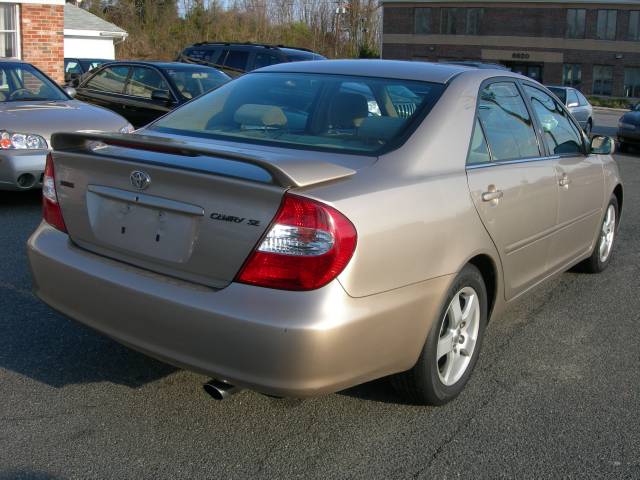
top-left (624, 68), bottom-right (640, 98)
top-left (593, 65), bottom-right (613, 96)
top-left (596, 10), bottom-right (617, 40)
top-left (566, 9), bottom-right (586, 39)
top-left (150, 72), bottom-right (445, 155)
top-left (126, 67), bottom-right (170, 99)
top-left (562, 64), bottom-right (582, 88)
top-left (523, 85), bottom-right (583, 156)
top-left (566, 89), bottom-right (579, 107)
top-left (0, 63), bottom-right (67, 102)
top-left (629, 11), bottom-right (640, 41)
top-left (85, 66), bottom-right (130, 94)
top-left (477, 82), bottom-right (540, 162)
top-left (0, 4), bottom-right (18, 58)
top-left (414, 7), bottom-right (431, 34)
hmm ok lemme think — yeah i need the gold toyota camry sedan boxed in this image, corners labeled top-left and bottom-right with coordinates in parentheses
top-left (28, 60), bottom-right (622, 405)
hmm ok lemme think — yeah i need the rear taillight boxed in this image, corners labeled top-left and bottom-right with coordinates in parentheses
top-left (42, 153), bottom-right (67, 233)
top-left (237, 194), bottom-right (357, 291)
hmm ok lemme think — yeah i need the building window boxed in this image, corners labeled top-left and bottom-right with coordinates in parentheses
top-left (596, 10), bottom-right (617, 40)
top-left (466, 8), bottom-right (483, 35)
top-left (562, 64), bottom-right (582, 88)
top-left (0, 4), bottom-right (18, 58)
top-left (593, 65), bottom-right (613, 96)
top-left (441, 8), bottom-right (459, 34)
top-left (629, 11), bottom-right (640, 41)
top-left (624, 68), bottom-right (640, 98)
top-left (414, 8), bottom-right (431, 34)
top-left (566, 9), bottom-right (586, 39)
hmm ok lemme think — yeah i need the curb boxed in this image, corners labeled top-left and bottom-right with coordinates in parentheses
top-left (593, 106), bottom-right (629, 114)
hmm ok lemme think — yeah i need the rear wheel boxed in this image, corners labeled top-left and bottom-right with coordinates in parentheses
top-left (392, 264), bottom-right (487, 405)
top-left (578, 195), bottom-right (618, 273)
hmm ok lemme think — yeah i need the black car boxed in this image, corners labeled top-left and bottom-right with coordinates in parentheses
top-left (75, 61), bottom-right (231, 128)
top-left (177, 42), bottom-right (325, 78)
top-left (618, 103), bottom-right (640, 152)
top-left (64, 58), bottom-right (110, 86)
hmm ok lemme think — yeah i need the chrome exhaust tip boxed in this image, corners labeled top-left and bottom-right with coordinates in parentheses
top-left (203, 379), bottom-right (241, 400)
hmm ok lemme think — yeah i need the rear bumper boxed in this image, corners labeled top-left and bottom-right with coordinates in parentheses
top-left (28, 223), bottom-right (452, 397)
top-left (0, 150), bottom-right (47, 190)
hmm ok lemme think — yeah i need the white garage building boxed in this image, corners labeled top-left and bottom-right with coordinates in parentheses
top-left (64, 3), bottom-right (127, 60)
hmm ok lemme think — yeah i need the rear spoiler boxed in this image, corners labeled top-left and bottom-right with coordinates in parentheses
top-left (51, 132), bottom-right (356, 188)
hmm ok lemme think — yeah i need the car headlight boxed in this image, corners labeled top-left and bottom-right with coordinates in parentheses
top-left (0, 130), bottom-right (48, 150)
top-left (618, 122), bottom-right (636, 130)
top-left (119, 123), bottom-right (135, 134)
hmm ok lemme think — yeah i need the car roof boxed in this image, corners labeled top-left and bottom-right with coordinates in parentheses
top-left (103, 60), bottom-right (218, 70)
top-left (188, 42), bottom-right (315, 53)
top-left (546, 85), bottom-right (571, 90)
top-left (256, 59), bottom-right (512, 84)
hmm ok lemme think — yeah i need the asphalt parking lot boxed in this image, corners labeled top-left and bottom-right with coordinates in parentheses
top-left (1, 112), bottom-right (639, 479)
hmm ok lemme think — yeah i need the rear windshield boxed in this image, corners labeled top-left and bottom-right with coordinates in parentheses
top-left (149, 72), bottom-right (445, 155)
top-left (165, 67), bottom-right (230, 99)
top-left (547, 87), bottom-right (567, 104)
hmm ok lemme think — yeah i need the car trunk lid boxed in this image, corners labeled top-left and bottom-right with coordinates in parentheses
top-left (50, 132), bottom-right (358, 289)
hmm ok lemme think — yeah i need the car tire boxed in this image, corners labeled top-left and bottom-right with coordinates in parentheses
top-left (578, 195), bottom-right (619, 273)
top-left (618, 141), bottom-right (628, 153)
top-left (391, 264), bottom-right (487, 405)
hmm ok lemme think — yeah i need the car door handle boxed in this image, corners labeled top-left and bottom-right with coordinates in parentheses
top-left (559, 173), bottom-right (571, 188)
top-left (481, 187), bottom-right (503, 203)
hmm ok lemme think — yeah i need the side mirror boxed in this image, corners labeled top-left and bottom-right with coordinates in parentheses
top-left (151, 90), bottom-right (172, 104)
top-left (64, 86), bottom-right (77, 98)
top-left (590, 135), bottom-right (615, 155)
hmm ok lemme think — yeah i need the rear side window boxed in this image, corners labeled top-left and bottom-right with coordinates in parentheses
top-left (477, 82), bottom-right (540, 161)
top-left (65, 60), bottom-right (81, 74)
top-left (576, 90), bottom-right (589, 106)
top-left (566, 89), bottom-right (579, 107)
top-left (467, 119), bottom-right (491, 165)
top-left (84, 66), bottom-right (130, 93)
top-left (223, 50), bottom-right (249, 71)
top-left (253, 52), bottom-right (281, 70)
top-left (523, 85), bottom-right (584, 155)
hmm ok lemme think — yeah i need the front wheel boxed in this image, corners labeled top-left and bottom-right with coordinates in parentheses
top-left (392, 264), bottom-right (487, 405)
top-left (578, 195), bottom-right (618, 273)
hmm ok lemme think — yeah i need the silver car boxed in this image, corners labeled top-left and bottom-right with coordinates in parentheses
top-left (547, 86), bottom-right (594, 136)
top-left (0, 59), bottom-right (132, 191)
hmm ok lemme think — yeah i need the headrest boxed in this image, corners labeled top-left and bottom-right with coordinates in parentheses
top-left (328, 92), bottom-right (369, 129)
top-left (234, 104), bottom-right (287, 128)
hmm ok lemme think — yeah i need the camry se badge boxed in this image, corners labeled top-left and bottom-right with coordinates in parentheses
top-left (130, 171), bottom-right (151, 190)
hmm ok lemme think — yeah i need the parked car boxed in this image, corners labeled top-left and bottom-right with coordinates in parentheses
top-left (64, 58), bottom-right (110, 87)
top-left (617, 103), bottom-right (640, 152)
top-left (547, 86), bottom-right (594, 136)
top-left (28, 60), bottom-right (622, 405)
top-left (177, 42), bottom-right (326, 77)
top-left (0, 59), bottom-right (132, 191)
top-left (75, 61), bottom-right (231, 128)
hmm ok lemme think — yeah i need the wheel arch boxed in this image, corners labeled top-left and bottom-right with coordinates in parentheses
top-left (467, 253), bottom-right (499, 321)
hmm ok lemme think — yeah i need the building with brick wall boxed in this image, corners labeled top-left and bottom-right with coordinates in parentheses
top-left (381, 0), bottom-right (640, 98)
top-left (0, 0), bottom-right (65, 84)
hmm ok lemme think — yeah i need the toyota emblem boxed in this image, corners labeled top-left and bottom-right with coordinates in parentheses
top-left (130, 171), bottom-right (151, 190)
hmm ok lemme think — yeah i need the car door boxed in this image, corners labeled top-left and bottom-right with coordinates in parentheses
top-left (522, 83), bottom-right (605, 269)
top-left (76, 65), bottom-right (131, 119)
top-left (466, 80), bottom-right (559, 301)
top-left (123, 66), bottom-right (176, 128)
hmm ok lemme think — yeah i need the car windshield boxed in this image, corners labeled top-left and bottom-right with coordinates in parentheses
top-left (0, 63), bottom-right (67, 102)
top-left (547, 87), bottom-right (567, 104)
top-left (165, 67), bottom-right (230, 100)
top-left (149, 72), bottom-right (444, 155)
